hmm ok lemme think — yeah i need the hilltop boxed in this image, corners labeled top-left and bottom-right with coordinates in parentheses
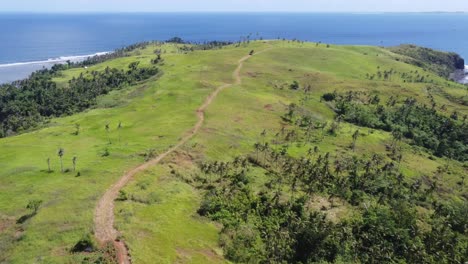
top-left (0, 40), bottom-right (466, 263)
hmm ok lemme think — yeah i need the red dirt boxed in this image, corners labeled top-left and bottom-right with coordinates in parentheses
top-left (264, 104), bottom-right (273, 111)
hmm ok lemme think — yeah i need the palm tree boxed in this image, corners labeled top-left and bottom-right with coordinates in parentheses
top-left (262, 142), bottom-right (269, 163)
top-left (105, 123), bottom-right (111, 144)
top-left (117, 121), bottom-right (122, 143)
top-left (72, 156), bottom-right (77, 172)
top-left (74, 123), bottom-right (80, 136)
top-left (352, 130), bottom-right (359, 152)
top-left (260, 129), bottom-right (267, 143)
top-left (58, 148), bottom-right (65, 173)
top-left (47, 157), bottom-right (51, 173)
top-left (254, 142), bottom-right (261, 161)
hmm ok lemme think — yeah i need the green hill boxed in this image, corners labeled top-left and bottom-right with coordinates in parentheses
top-left (0, 40), bottom-right (466, 263)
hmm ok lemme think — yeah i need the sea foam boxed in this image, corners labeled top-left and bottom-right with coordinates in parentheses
top-left (0, 52), bottom-right (110, 68)
top-left (461, 65), bottom-right (468, 84)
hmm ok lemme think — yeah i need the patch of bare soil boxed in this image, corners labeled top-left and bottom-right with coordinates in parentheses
top-left (264, 104), bottom-right (273, 111)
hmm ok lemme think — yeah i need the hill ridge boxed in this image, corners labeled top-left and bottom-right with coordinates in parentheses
top-left (93, 47), bottom-right (271, 263)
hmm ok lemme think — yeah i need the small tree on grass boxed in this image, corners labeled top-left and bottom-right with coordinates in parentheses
top-left (58, 148), bottom-right (65, 173)
top-left (27, 200), bottom-right (43, 215)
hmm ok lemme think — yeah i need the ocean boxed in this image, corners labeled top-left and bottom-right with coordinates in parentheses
top-left (1, 12), bottom-right (468, 83)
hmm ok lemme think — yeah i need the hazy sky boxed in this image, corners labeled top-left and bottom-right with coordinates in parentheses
top-left (1, 0), bottom-right (468, 13)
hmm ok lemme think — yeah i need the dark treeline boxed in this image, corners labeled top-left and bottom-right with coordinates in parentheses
top-left (78, 42), bottom-right (154, 66)
top-left (323, 91), bottom-right (468, 161)
top-left (0, 62), bottom-right (158, 137)
top-left (195, 144), bottom-right (467, 263)
top-left (166, 36), bottom-right (233, 51)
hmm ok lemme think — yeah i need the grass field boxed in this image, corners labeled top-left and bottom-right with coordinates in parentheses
top-left (0, 40), bottom-right (466, 263)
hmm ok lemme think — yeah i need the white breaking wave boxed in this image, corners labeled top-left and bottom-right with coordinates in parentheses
top-left (0, 51), bottom-right (111, 68)
top-left (461, 65), bottom-right (468, 84)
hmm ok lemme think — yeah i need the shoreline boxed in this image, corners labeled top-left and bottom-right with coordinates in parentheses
top-left (0, 51), bottom-right (110, 84)
top-left (0, 51), bottom-right (110, 68)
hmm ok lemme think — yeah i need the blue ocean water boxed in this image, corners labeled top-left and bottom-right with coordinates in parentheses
top-left (1, 12), bottom-right (468, 83)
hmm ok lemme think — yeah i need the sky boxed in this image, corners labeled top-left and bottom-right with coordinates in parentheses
top-left (0, 0), bottom-right (468, 13)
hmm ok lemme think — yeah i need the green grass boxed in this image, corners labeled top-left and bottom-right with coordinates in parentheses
top-left (0, 40), bottom-right (466, 263)
top-left (0, 43), bottom-right (252, 263)
top-left (115, 164), bottom-right (226, 264)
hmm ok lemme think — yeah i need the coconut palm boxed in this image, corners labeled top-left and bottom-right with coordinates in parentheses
top-left (117, 121), bottom-right (122, 143)
top-left (58, 148), bottom-right (65, 173)
top-left (72, 156), bottom-right (77, 172)
top-left (352, 130), bottom-right (359, 152)
top-left (47, 157), bottom-right (51, 173)
top-left (105, 123), bottom-right (111, 144)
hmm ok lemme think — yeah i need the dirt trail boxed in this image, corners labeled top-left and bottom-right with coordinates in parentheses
top-left (94, 49), bottom-right (269, 264)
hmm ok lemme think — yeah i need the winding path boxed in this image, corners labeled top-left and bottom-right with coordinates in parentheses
top-left (94, 48), bottom-right (270, 264)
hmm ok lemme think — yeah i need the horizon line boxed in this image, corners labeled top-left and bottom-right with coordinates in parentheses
top-left (0, 11), bottom-right (467, 14)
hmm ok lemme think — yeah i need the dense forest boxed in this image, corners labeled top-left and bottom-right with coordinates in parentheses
top-left (194, 125), bottom-right (467, 263)
top-left (189, 74), bottom-right (467, 262)
top-left (321, 91), bottom-right (468, 161)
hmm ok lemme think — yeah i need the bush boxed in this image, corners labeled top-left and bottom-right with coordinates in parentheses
top-left (101, 148), bottom-right (110, 157)
top-left (322, 93), bottom-right (336, 102)
top-left (116, 190), bottom-right (128, 201)
top-left (290, 81), bottom-right (300, 90)
top-left (71, 233), bottom-right (96, 253)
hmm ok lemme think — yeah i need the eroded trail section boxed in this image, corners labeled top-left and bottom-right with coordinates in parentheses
top-left (94, 50), bottom-right (268, 264)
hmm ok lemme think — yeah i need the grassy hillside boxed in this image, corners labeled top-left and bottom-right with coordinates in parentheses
top-left (0, 40), bottom-right (466, 263)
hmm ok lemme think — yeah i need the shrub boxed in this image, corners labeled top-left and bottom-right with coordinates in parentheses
top-left (290, 81), bottom-right (300, 90)
top-left (71, 233), bottom-right (96, 253)
top-left (322, 93), bottom-right (336, 102)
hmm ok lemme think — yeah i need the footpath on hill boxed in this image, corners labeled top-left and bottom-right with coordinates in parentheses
top-left (93, 47), bottom-right (271, 264)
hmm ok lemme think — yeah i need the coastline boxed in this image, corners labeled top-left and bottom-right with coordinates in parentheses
top-left (0, 51), bottom-right (110, 84)
top-left (0, 52), bottom-right (110, 68)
